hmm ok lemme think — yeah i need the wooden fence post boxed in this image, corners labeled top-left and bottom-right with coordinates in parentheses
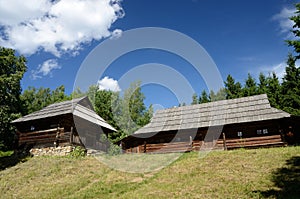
top-left (70, 126), bottom-right (73, 144)
top-left (189, 136), bottom-right (193, 151)
top-left (143, 141), bottom-right (147, 153)
top-left (222, 132), bottom-right (227, 150)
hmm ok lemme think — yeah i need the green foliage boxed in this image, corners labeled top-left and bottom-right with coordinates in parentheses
top-left (21, 85), bottom-right (70, 115)
top-left (86, 85), bottom-right (99, 106)
top-left (266, 72), bottom-right (281, 108)
top-left (191, 93), bottom-right (198, 105)
top-left (68, 146), bottom-right (86, 158)
top-left (199, 90), bottom-right (210, 103)
top-left (79, 81), bottom-right (153, 142)
top-left (258, 72), bottom-right (268, 94)
top-left (70, 87), bottom-right (85, 99)
top-left (281, 53), bottom-right (300, 115)
top-left (286, 3), bottom-right (300, 59)
top-left (0, 47), bottom-right (27, 150)
top-left (113, 81), bottom-right (152, 136)
top-left (210, 88), bottom-right (226, 102)
top-left (243, 73), bottom-right (258, 97)
top-left (0, 150), bottom-right (14, 158)
top-left (224, 75), bottom-right (243, 99)
top-left (99, 133), bottom-right (121, 155)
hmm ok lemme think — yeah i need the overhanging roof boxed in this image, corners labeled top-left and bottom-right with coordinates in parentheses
top-left (12, 96), bottom-right (116, 132)
top-left (134, 94), bottom-right (290, 135)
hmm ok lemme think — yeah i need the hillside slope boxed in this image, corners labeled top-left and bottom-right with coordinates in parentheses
top-left (0, 147), bottom-right (299, 198)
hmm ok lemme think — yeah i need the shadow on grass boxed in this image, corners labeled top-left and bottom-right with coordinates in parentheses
top-left (257, 156), bottom-right (300, 199)
top-left (0, 152), bottom-right (30, 171)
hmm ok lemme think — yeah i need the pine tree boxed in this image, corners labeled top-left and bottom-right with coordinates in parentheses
top-left (258, 72), bottom-right (268, 94)
top-left (281, 53), bottom-right (300, 115)
top-left (243, 73), bottom-right (258, 97)
top-left (224, 75), bottom-right (243, 99)
top-left (209, 90), bottom-right (217, 102)
top-left (266, 72), bottom-right (281, 108)
top-left (209, 89), bottom-right (226, 102)
top-left (286, 3), bottom-right (300, 59)
top-left (199, 90), bottom-right (210, 103)
top-left (191, 93), bottom-right (198, 105)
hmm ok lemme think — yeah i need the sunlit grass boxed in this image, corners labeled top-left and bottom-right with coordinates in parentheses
top-left (0, 146), bottom-right (299, 198)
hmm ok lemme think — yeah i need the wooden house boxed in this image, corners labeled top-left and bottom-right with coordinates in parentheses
top-left (121, 94), bottom-right (299, 153)
top-left (12, 96), bottom-right (116, 154)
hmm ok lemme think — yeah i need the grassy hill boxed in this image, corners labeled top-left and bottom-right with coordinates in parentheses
top-left (0, 146), bottom-right (299, 199)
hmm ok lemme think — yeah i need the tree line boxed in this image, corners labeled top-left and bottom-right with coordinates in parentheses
top-left (190, 53), bottom-right (300, 116)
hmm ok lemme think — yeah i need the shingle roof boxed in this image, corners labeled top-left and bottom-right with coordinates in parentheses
top-left (12, 96), bottom-right (116, 131)
top-left (134, 94), bottom-right (290, 135)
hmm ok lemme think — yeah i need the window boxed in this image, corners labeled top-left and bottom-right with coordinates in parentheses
top-left (237, 131), bottom-right (242, 137)
top-left (263, 129), bottom-right (268, 134)
top-left (256, 129), bottom-right (268, 135)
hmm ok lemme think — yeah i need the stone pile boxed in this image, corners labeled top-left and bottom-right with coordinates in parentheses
top-left (30, 146), bottom-right (75, 156)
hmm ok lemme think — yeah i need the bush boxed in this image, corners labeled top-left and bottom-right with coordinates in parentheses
top-left (68, 146), bottom-right (86, 158)
top-left (108, 144), bottom-right (121, 156)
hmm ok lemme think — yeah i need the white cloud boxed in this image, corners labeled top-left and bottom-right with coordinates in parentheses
top-left (31, 59), bottom-right (61, 79)
top-left (98, 76), bottom-right (121, 92)
top-left (259, 60), bottom-right (300, 82)
top-left (262, 62), bottom-right (286, 81)
top-left (110, 29), bottom-right (123, 40)
top-left (0, 0), bottom-right (124, 56)
top-left (272, 7), bottom-right (296, 39)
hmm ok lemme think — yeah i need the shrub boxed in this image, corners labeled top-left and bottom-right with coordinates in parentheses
top-left (68, 146), bottom-right (86, 158)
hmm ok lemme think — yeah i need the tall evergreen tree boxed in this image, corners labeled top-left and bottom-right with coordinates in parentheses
top-left (191, 93), bottom-right (198, 105)
top-left (286, 3), bottom-right (300, 59)
top-left (281, 53), bottom-right (300, 115)
top-left (243, 73), bottom-right (258, 97)
top-left (208, 89), bottom-right (227, 102)
top-left (199, 90), bottom-right (210, 104)
top-left (224, 75), bottom-right (242, 99)
top-left (209, 90), bottom-right (217, 102)
top-left (258, 72), bottom-right (268, 94)
top-left (266, 72), bottom-right (281, 108)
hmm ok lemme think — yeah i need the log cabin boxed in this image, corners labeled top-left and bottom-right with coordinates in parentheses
top-left (120, 94), bottom-right (300, 153)
top-left (12, 96), bottom-right (116, 155)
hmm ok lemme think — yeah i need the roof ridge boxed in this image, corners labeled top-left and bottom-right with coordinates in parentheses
top-left (47, 96), bottom-right (87, 107)
top-left (158, 94), bottom-right (268, 113)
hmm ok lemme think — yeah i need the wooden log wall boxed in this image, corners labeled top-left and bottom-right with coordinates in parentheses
top-left (18, 127), bottom-right (83, 147)
top-left (19, 127), bottom-right (64, 145)
top-left (217, 134), bottom-right (286, 150)
top-left (124, 134), bottom-right (286, 154)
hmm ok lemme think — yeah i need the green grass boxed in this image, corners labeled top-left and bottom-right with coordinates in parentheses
top-left (0, 146), bottom-right (299, 198)
top-left (0, 150), bottom-right (14, 158)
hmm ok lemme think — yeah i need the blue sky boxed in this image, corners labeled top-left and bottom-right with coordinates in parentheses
top-left (0, 0), bottom-right (299, 109)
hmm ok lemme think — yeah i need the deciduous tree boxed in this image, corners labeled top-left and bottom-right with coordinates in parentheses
top-left (0, 47), bottom-right (27, 150)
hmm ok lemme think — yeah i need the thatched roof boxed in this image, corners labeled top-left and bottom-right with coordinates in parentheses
top-left (134, 94), bottom-right (290, 135)
top-left (12, 96), bottom-right (116, 131)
